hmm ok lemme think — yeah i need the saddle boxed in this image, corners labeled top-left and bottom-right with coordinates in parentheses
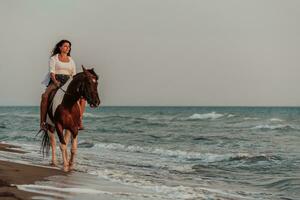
top-left (46, 78), bottom-right (73, 127)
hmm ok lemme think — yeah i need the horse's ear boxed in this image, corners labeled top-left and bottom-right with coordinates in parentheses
top-left (81, 65), bottom-right (87, 72)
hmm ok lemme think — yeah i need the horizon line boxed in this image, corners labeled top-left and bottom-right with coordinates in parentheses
top-left (1, 105), bottom-right (300, 108)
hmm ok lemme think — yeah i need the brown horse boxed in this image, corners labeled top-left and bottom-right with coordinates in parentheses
top-left (39, 66), bottom-right (100, 171)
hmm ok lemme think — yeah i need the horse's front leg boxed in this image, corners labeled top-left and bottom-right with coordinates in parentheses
top-left (69, 136), bottom-right (78, 171)
top-left (63, 129), bottom-right (71, 164)
top-left (48, 130), bottom-right (57, 167)
top-left (69, 128), bottom-right (78, 171)
top-left (55, 123), bottom-right (69, 172)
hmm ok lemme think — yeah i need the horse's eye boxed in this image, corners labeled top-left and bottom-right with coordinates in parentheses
top-left (92, 78), bottom-right (96, 83)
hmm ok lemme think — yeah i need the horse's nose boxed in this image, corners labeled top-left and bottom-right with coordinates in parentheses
top-left (95, 97), bottom-right (100, 107)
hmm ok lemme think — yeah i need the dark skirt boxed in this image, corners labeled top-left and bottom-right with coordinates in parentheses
top-left (48, 74), bottom-right (71, 87)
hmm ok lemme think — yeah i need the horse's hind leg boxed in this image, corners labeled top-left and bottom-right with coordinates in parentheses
top-left (48, 130), bottom-right (57, 167)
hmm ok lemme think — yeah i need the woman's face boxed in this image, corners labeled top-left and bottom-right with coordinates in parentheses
top-left (59, 42), bottom-right (71, 54)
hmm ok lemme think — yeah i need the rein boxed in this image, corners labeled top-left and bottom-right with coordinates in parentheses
top-left (58, 76), bottom-right (84, 98)
top-left (58, 86), bottom-right (72, 96)
top-left (59, 86), bottom-right (83, 99)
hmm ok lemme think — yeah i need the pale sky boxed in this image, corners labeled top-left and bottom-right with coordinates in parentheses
top-left (1, 0), bottom-right (300, 106)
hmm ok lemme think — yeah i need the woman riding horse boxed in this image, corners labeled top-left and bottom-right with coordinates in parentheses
top-left (40, 66), bottom-right (100, 171)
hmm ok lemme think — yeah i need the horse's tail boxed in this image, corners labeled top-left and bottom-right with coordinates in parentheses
top-left (36, 128), bottom-right (50, 157)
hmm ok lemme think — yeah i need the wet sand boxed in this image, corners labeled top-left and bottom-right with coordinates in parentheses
top-left (0, 143), bottom-right (26, 154)
top-left (0, 143), bottom-right (65, 200)
top-left (0, 143), bottom-right (154, 200)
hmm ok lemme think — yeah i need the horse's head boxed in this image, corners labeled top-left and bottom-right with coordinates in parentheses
top-left (79, 66), bottom-right (101, 108)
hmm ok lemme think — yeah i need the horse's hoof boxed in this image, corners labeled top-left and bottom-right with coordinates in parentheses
top-left (63, 166), bottom-right (69, 172)
top-left (69, 162), bottom-right (75, 171)
top-left (50, 162), bottom-right (58, 167)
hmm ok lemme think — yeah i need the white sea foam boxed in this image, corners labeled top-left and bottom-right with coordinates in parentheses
top-left (93, 142), bottom-right (234, 162)
top-left (269, 118), bottom-right (284, 122)
top-left (18, 113), bottom-right (39, 118)
top-left (89, 168), bottom-right (257, 200)
top-left (17, 182), bottom-right (187, 200)
top-left (83, 112), bottom-right (99, 118)
top-left (17, 184), bottom-right (146, 199)
top-left (0, 112), bottom-right (39, 118)
top-left (168, 164), bottom-right (195, 173)
top-left (93, 143), bottom-right (277, 164)
top-left (0, 112), bottom-right (8, 116)
top-left (252, 124), bottom-right (293, 130)
top-left (89, 169), bottom-right (205, 200)
top-left (189, 112), bottom-right (224, 120)
top-left (244, 117), bottom-right (259, 120)
top-left (227, 114), bottom-right (235, 118)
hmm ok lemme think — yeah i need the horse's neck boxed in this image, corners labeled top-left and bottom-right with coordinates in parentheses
top-left (61, 77), bottom-right (81, 108)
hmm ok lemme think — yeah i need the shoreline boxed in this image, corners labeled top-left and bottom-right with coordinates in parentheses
top-left (0, 143), bottom-right (65, 200)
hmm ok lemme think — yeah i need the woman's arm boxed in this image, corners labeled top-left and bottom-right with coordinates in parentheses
top-left (49, 56), bottom-right (60, 87)
top-left (50, 72), bottom-right (60, 87)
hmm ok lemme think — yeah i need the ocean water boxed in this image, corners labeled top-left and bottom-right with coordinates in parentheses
top-left (0, 106), bottom-right (299, 200)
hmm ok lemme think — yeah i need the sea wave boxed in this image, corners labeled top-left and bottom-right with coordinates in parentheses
top-left (227, 114), bottom-right (236, 118)
top-left (0, 113), bottom-right (39, 118)
top-left (0, 124), bottom-right (6, 129)
top-left (228, 154), bottom-right (282, 162)
top-left (83, 112), bottom-right (100, 118)
top-left (92, 143), bottom-right (279, 164)
top-left (89, 169), bottom-right (205, 200)
top-left (78, 140), bottom-right (95, 148)
top-left (252, 124), bottom-right (295, 131)
top-left (188, 112), bottom-right (224, 120)
top-left (17, 114), bottom-right (39, 118)
top-left (92, 142), bottom-right (230, 162)
top-left (260, 178), bottom-right (300, 191)
top-left (243, 117), bottom-right (259, 120)
top-left (16, 184), bottom-right (161, 199)
top-left (84, 113), bottom-right (145, 122)
top-left (92, 143), bottom-right (227, 162)
top-left (269, 118), bottom-right (284, 122)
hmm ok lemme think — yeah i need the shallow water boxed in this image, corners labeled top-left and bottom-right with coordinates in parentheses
top-left (0, 106), bottom-right (299, 199)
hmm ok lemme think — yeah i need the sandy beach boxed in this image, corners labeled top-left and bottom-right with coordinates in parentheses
top-left (0, 143), bottom-right (155, 200)
top-left (0, 143), bottom-right (65, 200)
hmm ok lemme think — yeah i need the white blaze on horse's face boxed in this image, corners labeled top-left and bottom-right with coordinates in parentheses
top-left (84, 72), bottom-right (100, 107)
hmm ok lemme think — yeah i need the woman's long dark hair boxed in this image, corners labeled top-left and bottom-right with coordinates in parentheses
top-left (51, 39), bottom-right (72, 57)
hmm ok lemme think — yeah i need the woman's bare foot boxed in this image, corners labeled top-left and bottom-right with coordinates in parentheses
top-left (40, 122), bottom-right (47, 131)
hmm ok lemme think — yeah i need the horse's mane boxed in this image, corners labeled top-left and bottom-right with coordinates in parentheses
top-left (74, 69), bottom-right (99, 80)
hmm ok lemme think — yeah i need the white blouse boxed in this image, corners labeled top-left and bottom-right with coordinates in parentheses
top-left (42, 54), bottom-right (76, 86)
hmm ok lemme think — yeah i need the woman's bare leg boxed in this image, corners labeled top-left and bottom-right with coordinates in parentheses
top-left (40, 84), bottom-right (57, 130)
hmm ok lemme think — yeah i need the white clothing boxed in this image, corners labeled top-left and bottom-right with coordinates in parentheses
top-left (41, 54), bottom-right (76, 86)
